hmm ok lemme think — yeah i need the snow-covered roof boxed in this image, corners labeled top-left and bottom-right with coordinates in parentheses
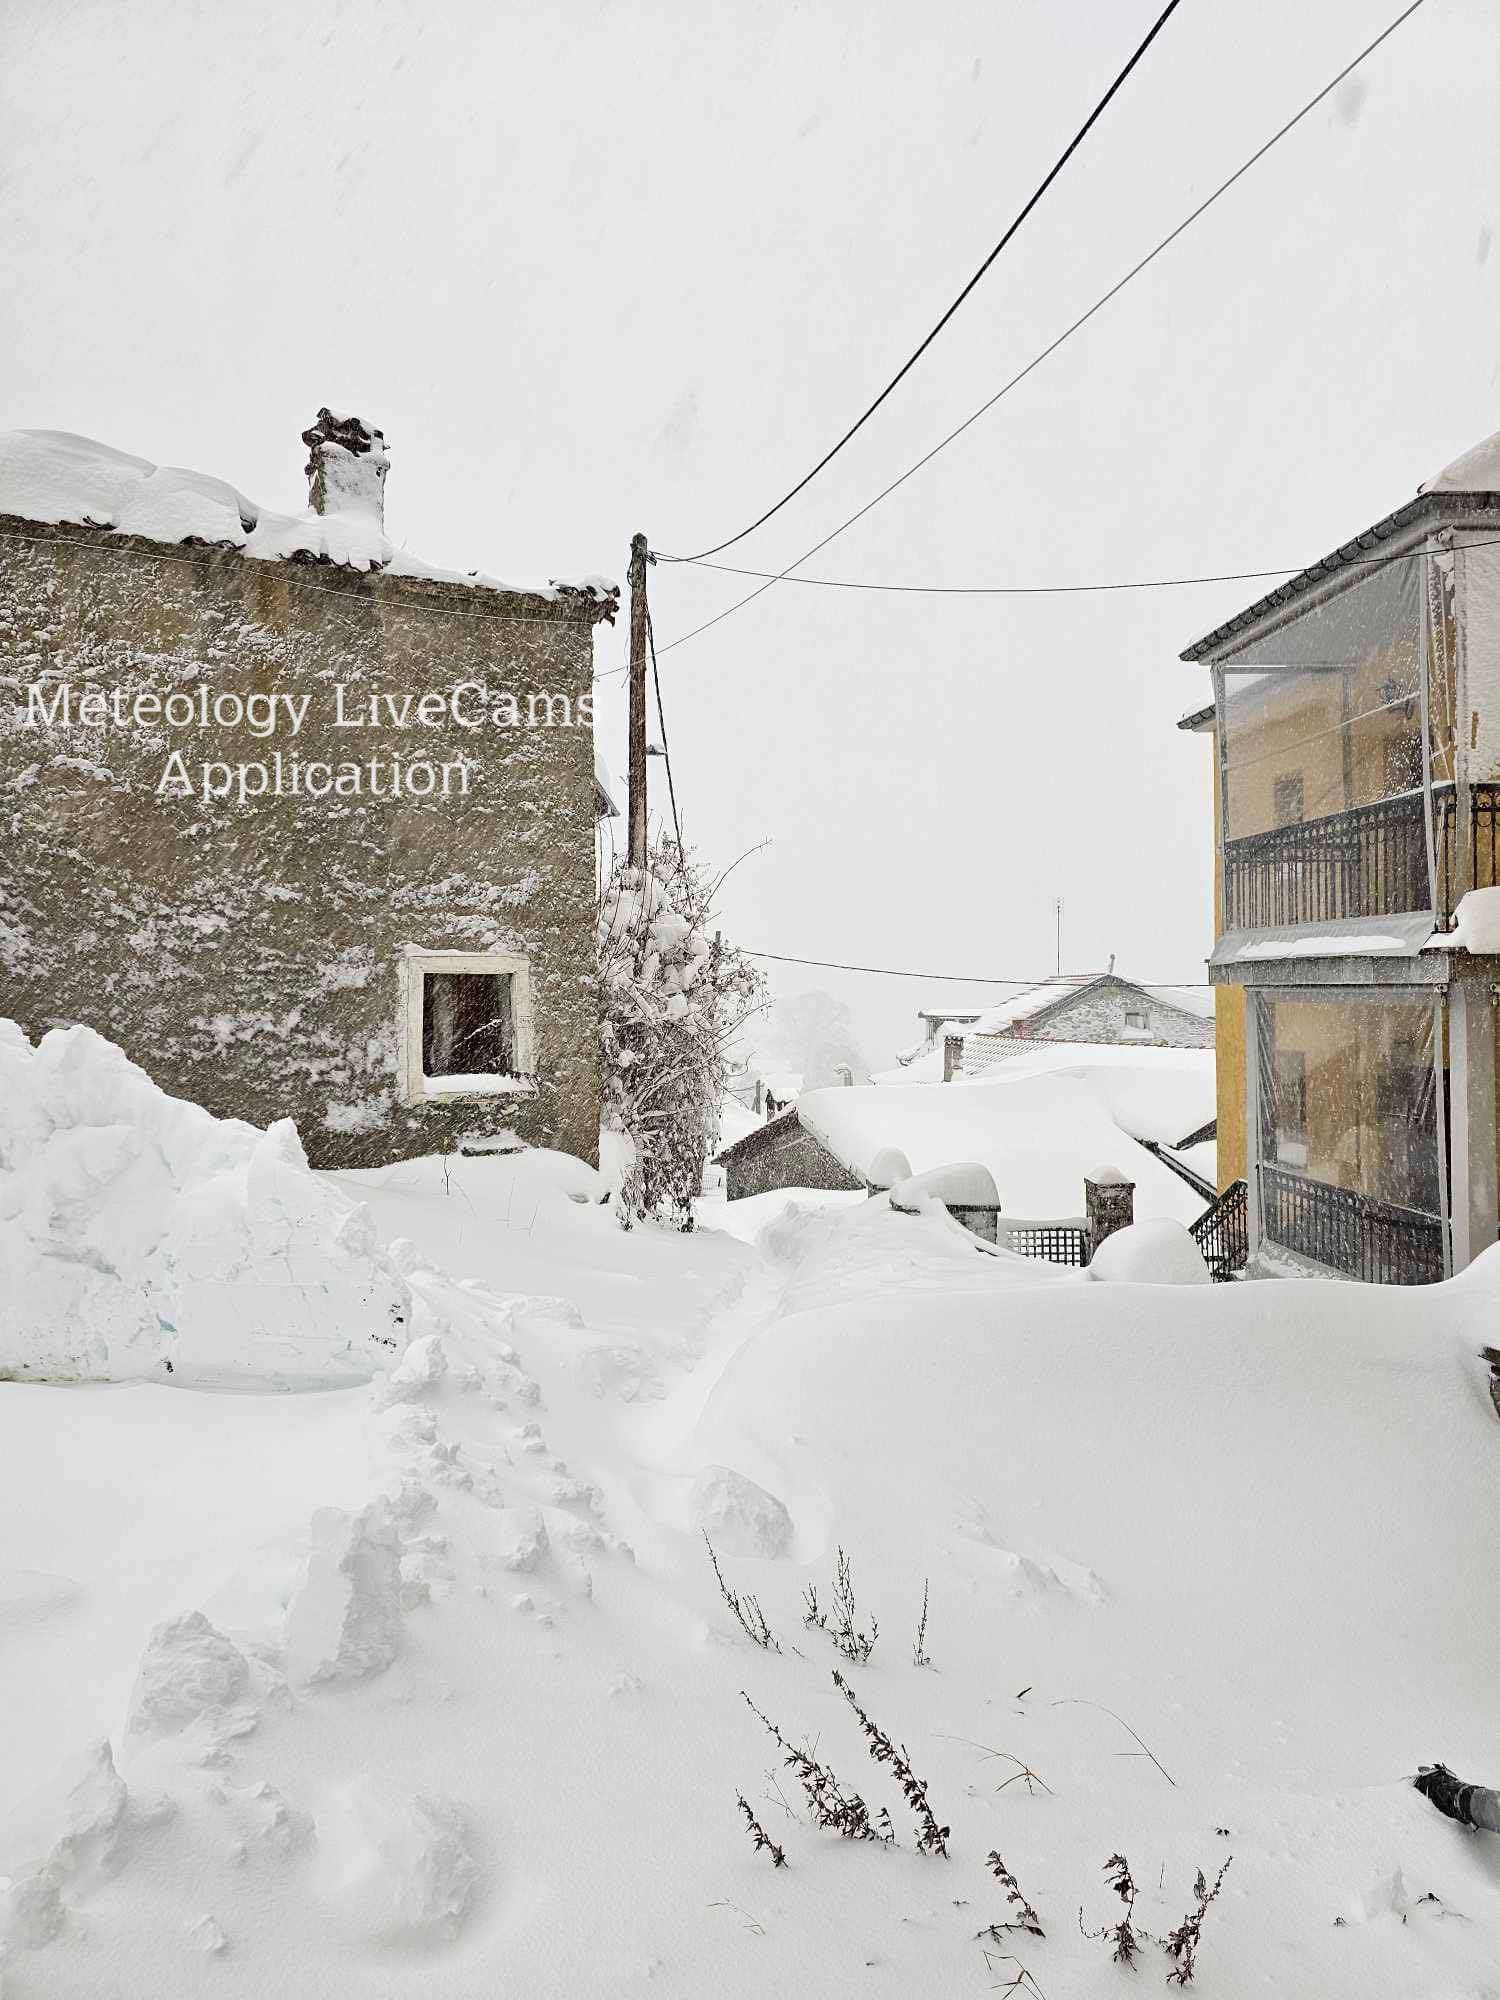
top-left (796, 1075), bottom-right (1209, 1222)
top-left (0, 428), bottom-right (619, 608)
top-left (966, 973), bottom-right (1214, 1038)
top-left (593, 746), bottom-right (621, 817)
top-left (1420, 427), bottom-right (1500, 495)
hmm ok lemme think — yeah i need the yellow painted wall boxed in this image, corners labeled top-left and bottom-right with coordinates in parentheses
top-left (1209, 740), bottom-right (1246, 1187)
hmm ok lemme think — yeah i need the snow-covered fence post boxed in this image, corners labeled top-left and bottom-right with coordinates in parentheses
top-left (1084, 1167), bottom-right (1135, 1259)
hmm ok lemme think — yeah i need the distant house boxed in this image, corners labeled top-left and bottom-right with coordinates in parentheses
top-left (888, 972), bottom-right (1214, 1083)
top-left (714, 1104), bottom-right (865, 1202)
top-left (0, 413), bottom-right (619, 1169)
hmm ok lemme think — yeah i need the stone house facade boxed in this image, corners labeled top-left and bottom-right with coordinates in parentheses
top-left (948, 973), bottom-right (1214, 1079)
top-left (714, 1109), bottom-right (865, 1202)
top-left (0, 414), bottom-right (617, 1168)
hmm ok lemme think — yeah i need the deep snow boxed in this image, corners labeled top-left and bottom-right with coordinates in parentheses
top-left (4, 1059), bottom-right (1500, 1996)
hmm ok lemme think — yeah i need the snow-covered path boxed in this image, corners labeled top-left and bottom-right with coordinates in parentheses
top-left (5, 1154), bottom-right (1500, 1998)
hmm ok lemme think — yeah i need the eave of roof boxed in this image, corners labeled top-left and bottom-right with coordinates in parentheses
top-left (1178, 489), bottom-right (1500, 664)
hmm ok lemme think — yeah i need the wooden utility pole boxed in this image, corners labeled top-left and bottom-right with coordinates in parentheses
top-left (627, 532), bottom-right (651, 866)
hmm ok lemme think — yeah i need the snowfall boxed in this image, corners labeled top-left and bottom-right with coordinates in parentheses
top-left (4, 1027), bottom-right (1500, 1999)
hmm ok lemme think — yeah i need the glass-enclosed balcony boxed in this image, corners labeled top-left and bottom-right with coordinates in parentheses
top-left (1215, 552), bottom-right (1497, 931)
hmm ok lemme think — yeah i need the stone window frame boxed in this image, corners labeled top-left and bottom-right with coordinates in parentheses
top-left (398, 946), bottom-right (536, 1106)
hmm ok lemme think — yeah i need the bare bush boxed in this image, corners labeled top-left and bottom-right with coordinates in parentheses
top-left (912, 1578), bottom-right (932, 1669)
top-left (1082, 1853), bottom-right (1140, 1965)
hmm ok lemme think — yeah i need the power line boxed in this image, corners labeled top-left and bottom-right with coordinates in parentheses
top-left (645, 602), bottom-right (684, 852)
top-left (653, 0), bottom-right (1430, 659)
top-left (667, 532), bottom-right (1495, 599)
top-left (745, 949), bottom-right (1214, 989)
top-left (668, 0), bottom-right (1186, 564)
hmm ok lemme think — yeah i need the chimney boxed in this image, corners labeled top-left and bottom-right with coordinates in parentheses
top-left (943, 1033), bottom-right (964, 1083)
top-left (302, 408), bottom-right (390, 524)
top-left (1084, 1166), bottom-right (1135, 1258)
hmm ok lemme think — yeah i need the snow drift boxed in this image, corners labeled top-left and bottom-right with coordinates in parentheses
top-left (0, 1022), bottom-right (409, 1386)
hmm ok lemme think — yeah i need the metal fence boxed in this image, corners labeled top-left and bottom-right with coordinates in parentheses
top-left (1223, 790), bottom-right (1429, 931)
top-left (995, 1218), bottom-right (1091, 1267)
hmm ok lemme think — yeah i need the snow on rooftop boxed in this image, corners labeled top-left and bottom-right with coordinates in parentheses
top-left (798, 1075), bottom-right (1206, 1222)
top-left (1421, 426), bottom-right (1500, 495)
top-left (0, 428), bottom-right (619, 605)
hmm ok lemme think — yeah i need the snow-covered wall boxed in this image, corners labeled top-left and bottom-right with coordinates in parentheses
top-left (0, 511), bottom-right (611, 1167)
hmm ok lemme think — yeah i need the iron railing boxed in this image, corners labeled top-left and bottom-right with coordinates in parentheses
top-left (1259, 1164), bottom-right (1445, 1285)
top-left (1223, 782), bottom-right (1500, 934)
top-left (1433, 780), bottom-right (1500, 926)
top-left (1222, 790), bottom-right (1429, 931)
top-left (1189, 1179), bottom-right (1248, 1281)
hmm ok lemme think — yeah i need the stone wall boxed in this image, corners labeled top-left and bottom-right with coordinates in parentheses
top-left (0, 517), bottom-right (609, 1167)
top-left (722, 1115), bottom-right (865, 1201)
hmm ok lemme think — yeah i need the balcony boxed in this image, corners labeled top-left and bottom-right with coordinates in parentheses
top-left (1222, 781), bottom-right (1500, 934)
top-left (1259, 1164), bottom-right (1445, 1285)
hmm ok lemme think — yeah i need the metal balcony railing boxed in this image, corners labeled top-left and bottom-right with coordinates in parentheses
top-left (1259, 1164), bottom-right (1445, 1285)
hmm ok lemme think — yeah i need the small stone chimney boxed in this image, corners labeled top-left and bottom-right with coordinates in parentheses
top-left (943, 1034), bottom-right (965, 1083)
top-left (302, 408), bottom-right (390, 524)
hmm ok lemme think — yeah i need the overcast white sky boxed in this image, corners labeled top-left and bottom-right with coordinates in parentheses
top-left (4, 0), bottom-right (1497, 1066)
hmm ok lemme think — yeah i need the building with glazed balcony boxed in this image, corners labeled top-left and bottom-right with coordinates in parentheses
top-left (1181, 429), bottom-right (1500, 1283)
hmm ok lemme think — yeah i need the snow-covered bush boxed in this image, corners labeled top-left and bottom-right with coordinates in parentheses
top-left (597, 838), bottom-right (764, 1229)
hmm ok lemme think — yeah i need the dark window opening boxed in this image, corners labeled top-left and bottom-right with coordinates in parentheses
top-left (422, 972), bottom-right (514, 1079)
top-left (1273, 771), bottom-right (1305, 826)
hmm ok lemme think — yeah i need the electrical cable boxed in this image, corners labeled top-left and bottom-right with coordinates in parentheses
top-left (645, 602), bottom-right (685, 852)
top-left (652, 0), bottom-right (1430, 659)
top-left (668, 0), bottom-right (1186, 563)
top-left (744, 949), bottom-right (1215, 988)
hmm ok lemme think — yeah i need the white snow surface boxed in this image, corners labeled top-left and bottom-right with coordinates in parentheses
top-left (798, 1077), bottom-right (1207, 1222)
top-left (0, 1022), bottom-right (409, 1386)
top-left (0, 429), bottom-right (616, 602)
top-left (5, 1032), bottom-right (1500, 1995)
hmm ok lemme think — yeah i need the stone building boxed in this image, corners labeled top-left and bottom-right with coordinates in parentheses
top-left (713, 1107), bottom-right (866, 1202)
top-left (910, 971), bottom-right (1214, 1082)
top-left (0, 414), bottom-right (617, 1167)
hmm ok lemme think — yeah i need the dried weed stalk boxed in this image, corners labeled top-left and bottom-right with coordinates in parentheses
top-left (832, 1669), bottom-right (949, 1857)
top-left (705, 1533), bottom-right (780, 1652)
top-left (734, 1792), bottom-right (787, 1868)
top-left (913, 1578), bottom-right (932, 1669)
top-left (979, 1851), bottom-right (1044, 1940)
top-left (1081, 1852), bottom-right (1140, 1965)
top-left (741, 1691), bottom-right (891, 1844)
top-left (1161, 1858), bottom-right (1232, 1985)
top-left (803, 1546), bottom-right (877, 1663)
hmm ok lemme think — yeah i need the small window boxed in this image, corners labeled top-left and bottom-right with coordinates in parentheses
top-left (1273, 772), bottom-right (1305, 826)
top-left (422, 971), bottom-right (513, 1079)
top-left (1124, 1008), bottom-right (1149, 1032)
top-left (401, 949), bottom-right (535, 1103)
top-left (1273, 1049), bottom-right (1308, 1165)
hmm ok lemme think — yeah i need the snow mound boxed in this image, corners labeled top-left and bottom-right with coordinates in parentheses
top-left (310, 1781), bottom-right (476, 1946)
top-left (1444, 884), bottom-right (1500, 954)
top-left (889, 1161), bottom-right (998, 1211)
top-left (125, 1612), bottom-right (256, 1742)
top-left (690, 1465), bottom-right (794, 1559)
top-left (284, 1502), bottom-right (404, 1686)
top-left (1088, 1218), bottom-right (1211, 1284)
top-left (0, 1021), bottom-right (410, 1386)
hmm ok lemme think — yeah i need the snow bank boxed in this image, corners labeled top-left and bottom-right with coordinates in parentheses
top-left (0, 1022), bottom-right (409, 1386)
top-left (1087, 1218), bottom-right (1210, 1284)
